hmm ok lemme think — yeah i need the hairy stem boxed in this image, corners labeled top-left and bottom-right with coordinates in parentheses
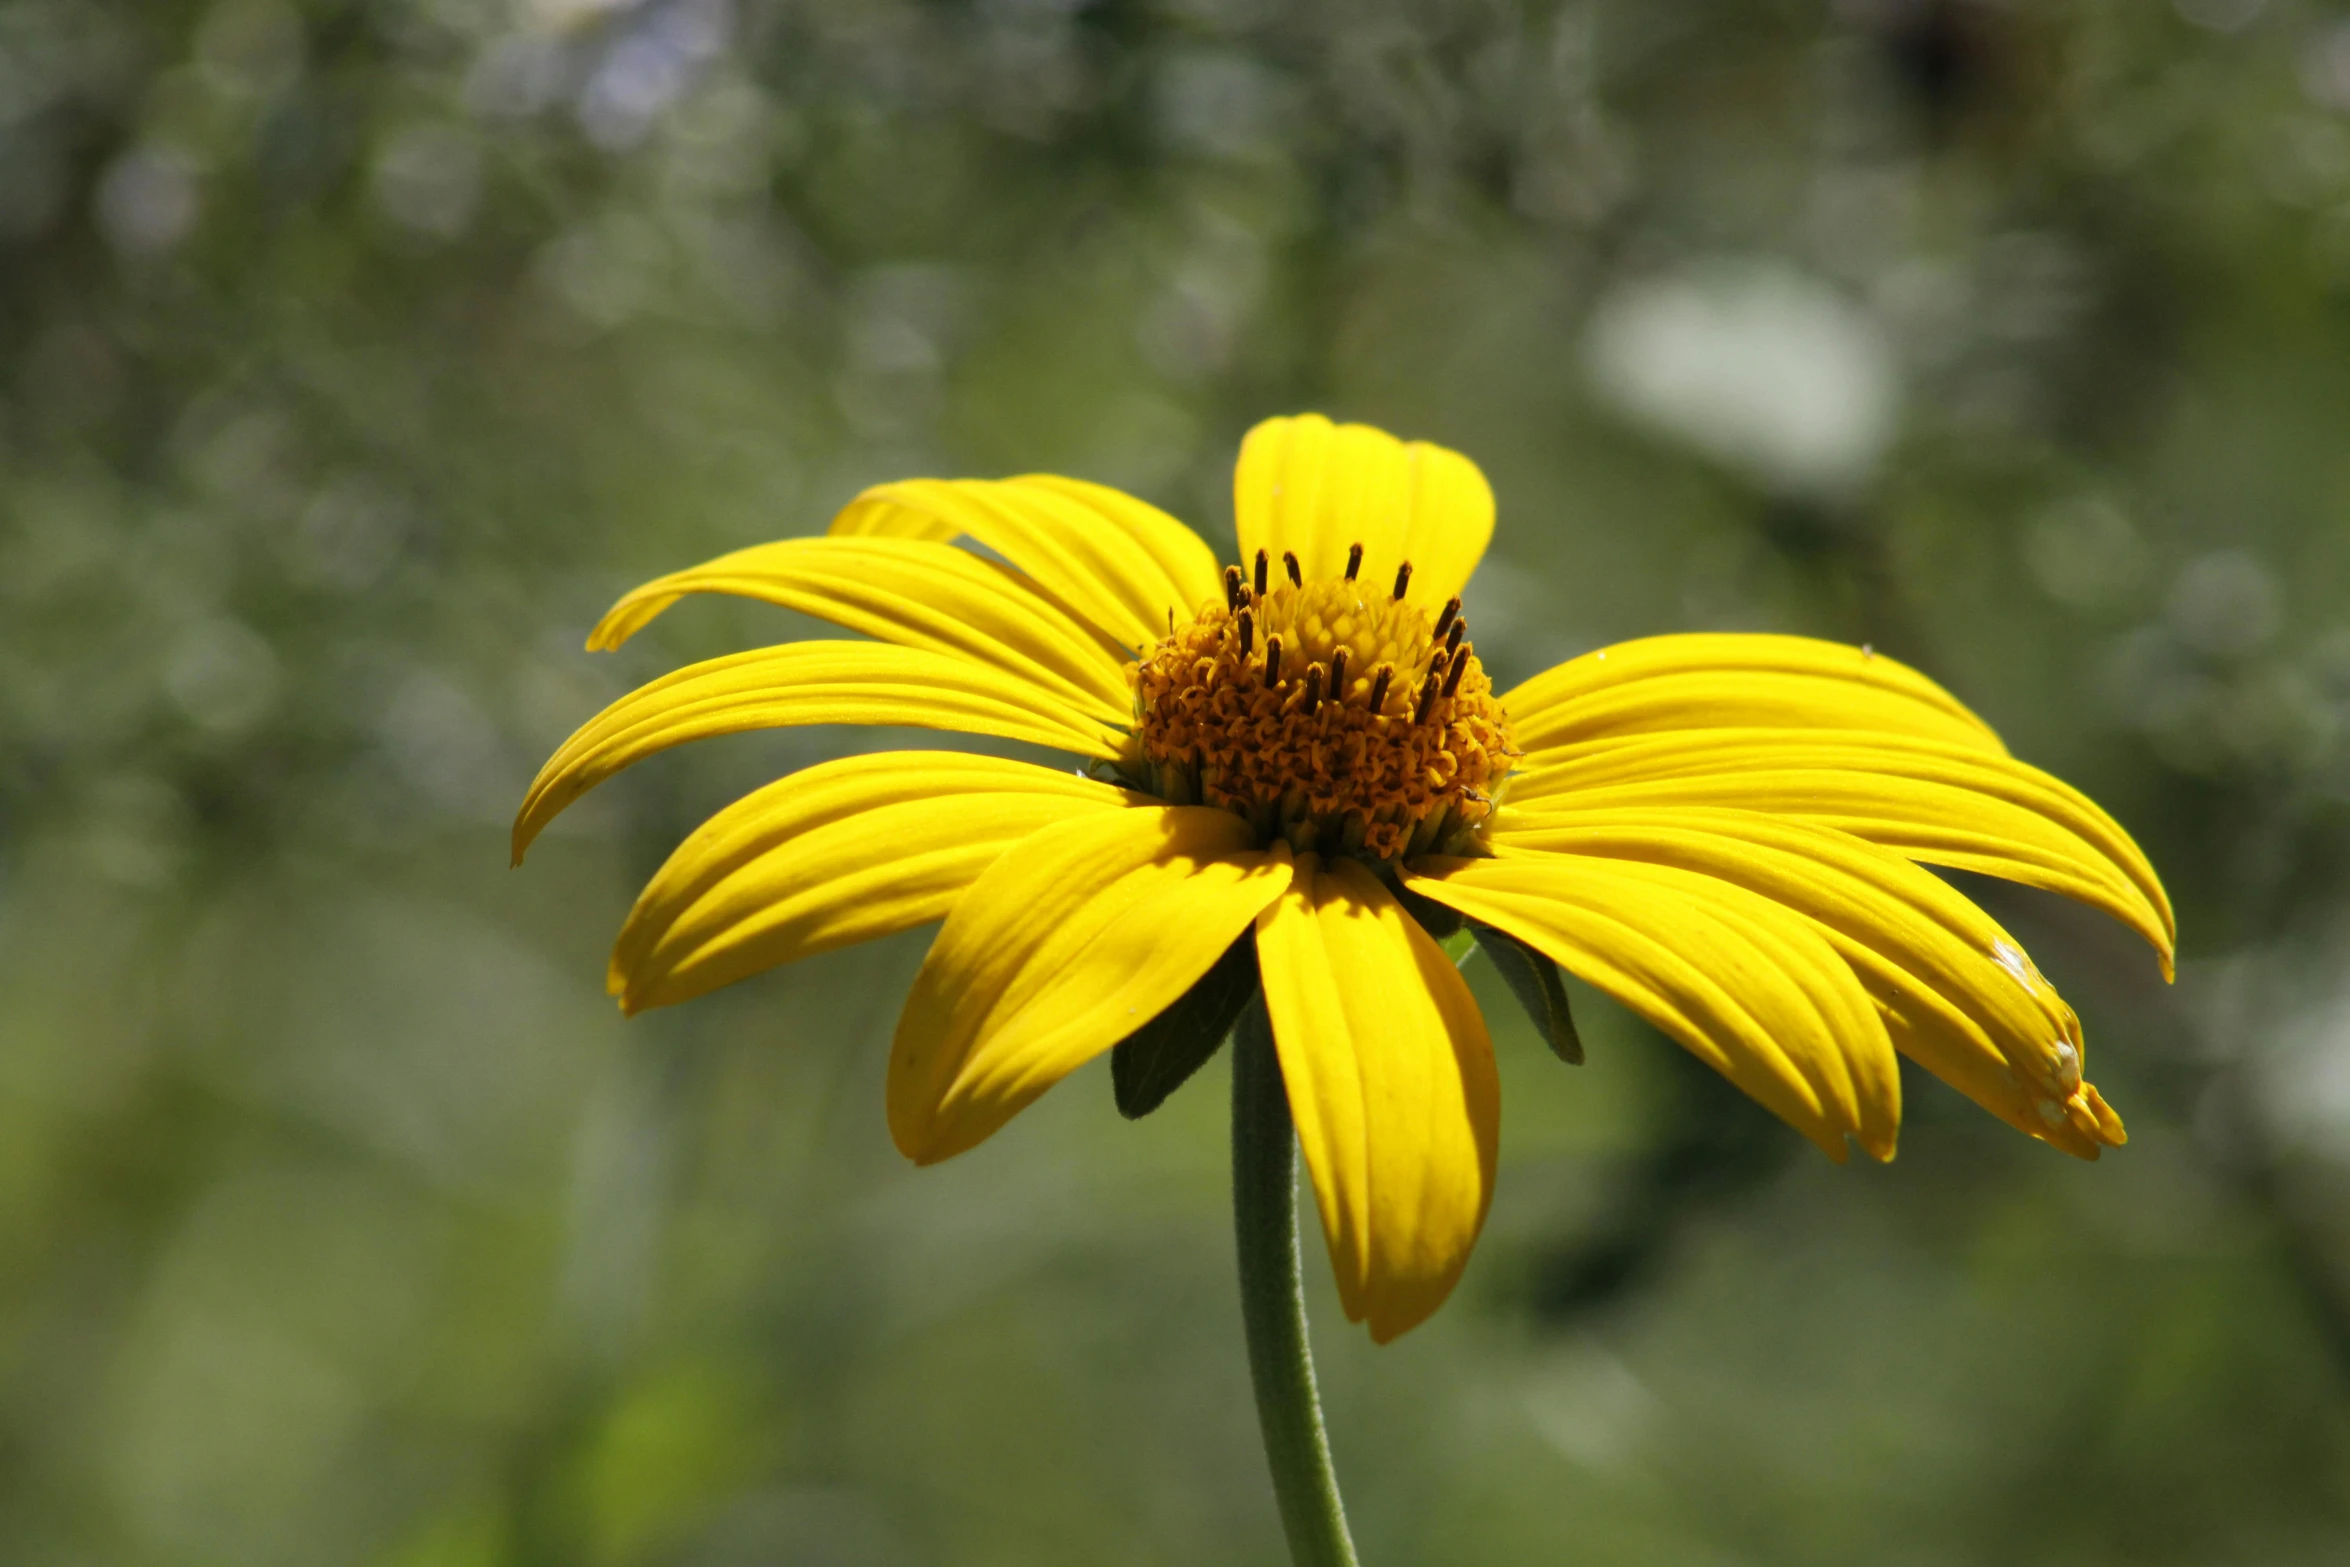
top-left (1231, 995), bottom-right (1361, 1567)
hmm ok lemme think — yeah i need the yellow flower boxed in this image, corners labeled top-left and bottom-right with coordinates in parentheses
top-left (514, 414), bottom-right (2175, 1343)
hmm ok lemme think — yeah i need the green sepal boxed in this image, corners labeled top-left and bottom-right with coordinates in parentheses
top-left (1469, 918), bottom-right (1584, 1065)
top-left (1111, 933), bottom-right (1261, 1119)
top-left (1395, 881), bottom-right (1465, 939)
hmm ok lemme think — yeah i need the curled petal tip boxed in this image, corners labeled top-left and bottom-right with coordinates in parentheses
top-left (893, 1119), bottom-right (953, 1167)
top-left (585, 624), bottom-right (635, 654)
top-left (2085, 1083), bottom-right (2127, 1145)
top-left (509, 813), bottom-right (539, 866)
top-left (887, 1115), bottom-right (926, 1165)
top-left (1361, 1286), bottom-right (1455, 1344)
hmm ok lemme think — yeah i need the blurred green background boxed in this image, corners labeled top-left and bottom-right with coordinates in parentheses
top-left (7, 0), bottom-right (2350, 1562)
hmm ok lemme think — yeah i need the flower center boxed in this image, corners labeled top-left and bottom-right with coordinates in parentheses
top-left (1129, 548), bottom-right (1513, 863)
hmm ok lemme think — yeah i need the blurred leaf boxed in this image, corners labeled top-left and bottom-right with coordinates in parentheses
top-left (379, 1500), bottom-right (508, 1567)
top-left (566, 1358), bottom-right (770, 1565)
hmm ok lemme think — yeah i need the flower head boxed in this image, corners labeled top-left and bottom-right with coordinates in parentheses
top-left (515, 414), bottom-right (2174, 1342)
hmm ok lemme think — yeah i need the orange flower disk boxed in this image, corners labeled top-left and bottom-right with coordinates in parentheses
top-left (1133, 573), bottom-right (1511, 862)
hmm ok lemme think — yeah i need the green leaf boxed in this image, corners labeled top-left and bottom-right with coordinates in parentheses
top-left (1111, 934), bottom-right (1260, 1119)
top-left (1469, 919), bottom-right (1584, 1065)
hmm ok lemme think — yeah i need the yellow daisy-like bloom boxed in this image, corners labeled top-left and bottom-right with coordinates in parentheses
top-left (514, 414), bottom-right (2174, 1343)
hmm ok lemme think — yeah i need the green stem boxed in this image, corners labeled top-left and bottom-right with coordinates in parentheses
top-left (1231, 996), bottom-right (1361, 1567)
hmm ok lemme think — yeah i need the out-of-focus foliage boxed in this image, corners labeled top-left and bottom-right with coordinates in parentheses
top-left (6, 0), bottom-right (2350, 1562)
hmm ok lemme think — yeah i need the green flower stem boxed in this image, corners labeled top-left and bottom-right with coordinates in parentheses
top-left (1231, 995), bottom-right (1362, 1567)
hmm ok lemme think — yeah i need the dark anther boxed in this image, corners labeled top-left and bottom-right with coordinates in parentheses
top-left (1443, 616), bottom-right (1467, 658)
top-left (1368, 664), bottom-right (1393, 713)
top-left (1329, 647), bottom-right (1349, 697)
top-left (1263, 636), bottom-right (1282, 688)
top-left (1254, 549), bottom-right (1269, 599)
top-left (1413, 671), bottom-right (1442, 724)
top-left (1237, 609), bottom-right (1254, 656)
top-left (1392, 561), bottom-right (1413, 601)
top-left (1432, 595), bottom-right (1460, 642)
top-left (1302, 664), bottom-right (1323, 715)
top-left (1344, 542), bottom-right (1364, 581)
top-left (1283, 551), bottom-right (1303, 588)
top-left (1223, 565), bottom-right (1244, 611)
top-left (1442, 644), bottom-right (1470, 698)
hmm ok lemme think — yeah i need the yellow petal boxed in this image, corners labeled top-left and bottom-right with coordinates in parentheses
top-left (610, 753), bottom-right (1135, 1014)
top-left (1009, 474), bottom-right (1225, 619)
top-left (831, 476), bottom-right (1218, 653)
top-left (1507, 729), bottom-right (2175, 977)
top-left (1502, 635), bottom-right (2005, 755)
top-left (1234, 413), bottom-right (1495, 611)
top-left (1254, 856), bottom-right (1499, 1342)
top-left (887, 807), bottom-right (1292, 1164)
top-left (512, 642), bottom-right (1123, 862)
top-left (1485, 807), bottom-right (2121, 1158)
top-left (1406, 854), bottom-right (1896, 1161)
top-left (586, 536), bottom-right (1133, 720)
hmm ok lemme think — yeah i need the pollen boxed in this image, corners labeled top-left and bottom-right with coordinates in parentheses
top-left (1130, 551), bottom-right (1514, 863)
